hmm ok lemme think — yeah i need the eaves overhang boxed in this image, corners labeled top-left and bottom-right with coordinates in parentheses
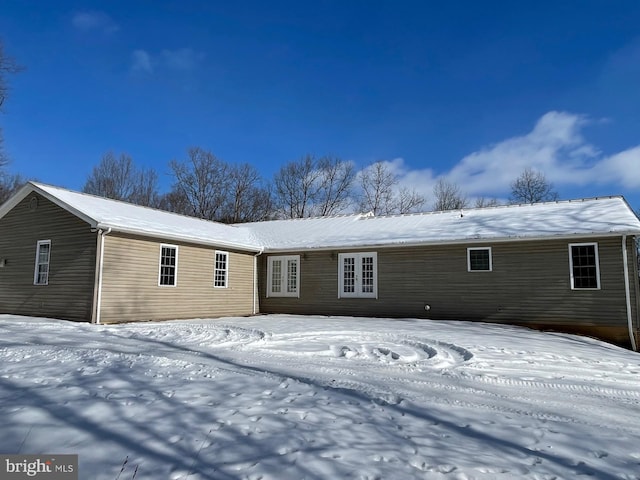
top-left (259, 230), bottom-right (640, 254)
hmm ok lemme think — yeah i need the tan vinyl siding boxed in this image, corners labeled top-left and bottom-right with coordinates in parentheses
top-left (99, 233), bottom-right (255, 323)
top-left (260, 237), bottom-right (639, 343)
top-left (0, 193), bottom-right (96, 320)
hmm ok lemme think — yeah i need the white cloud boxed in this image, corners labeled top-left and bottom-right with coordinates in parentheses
top-left (72, 11), bottom-right (119, 34)
top-left (130, 48), bottom-right (205, 74)
top-left (593, 146), bottom-right (640, 189)
top-left (446, 111), bottom-right (595, 194)
top-left (161, 48), bottom-right (206, 70)
top-left (131, 49), bottom-right (153, 74)
top-left (365, 111), bottom-right (640, 205)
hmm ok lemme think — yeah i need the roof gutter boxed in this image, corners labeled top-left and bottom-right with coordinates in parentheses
top-left (91, 227), bottom-right (112, 325)
top-left (622, 235), bottom-right (637, 351)
top-left (260, 231), bottom-right (640, 254)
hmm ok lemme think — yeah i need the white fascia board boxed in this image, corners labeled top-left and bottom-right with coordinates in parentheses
top-left (260, 231), bottom-right (637, 254)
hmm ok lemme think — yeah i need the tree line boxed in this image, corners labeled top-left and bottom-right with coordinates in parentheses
top-left (82, 150), bottom-right (428, 222)
top-left (80, 148), bottom-right (562, 223)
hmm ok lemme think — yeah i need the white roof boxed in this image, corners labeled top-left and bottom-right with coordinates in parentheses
top-left (2, 182), bottom-right (639, 252)
top-left (4, 182), bottom-right (261, 252)
top-left (243, 197), bottom-right (640, 251)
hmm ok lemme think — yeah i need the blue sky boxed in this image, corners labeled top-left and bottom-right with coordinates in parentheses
top-left (1, 0), bottom-right (640, 209)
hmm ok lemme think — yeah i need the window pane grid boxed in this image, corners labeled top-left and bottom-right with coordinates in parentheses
top-left (343, 257), bottom-right (355, 293)
top-left (287, 259), bottom-right (297, 293)
top-left (214, 252), bottom-right (228, 287)
top-left (361, 256), bottom-right (374, 293)
top-left (571, 244), bottom-right (599, 289)
top-left (469, 249), bottom-right (490, 271)
top-left (36, 264), bottom-right (49, 284)
top-left (159, 246), bottom-right (177, 286)
top-left (271, 260), bottom-right (282, 293)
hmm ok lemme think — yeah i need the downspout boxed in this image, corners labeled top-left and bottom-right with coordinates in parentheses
top-left (633, 237), bottom-right (640, 345)
top-left (622, 235), bottom-right (637, 351)
top-left (253, 248), bottom-right (264, 315)
top-left (92, 228), bottom-right (112, 325)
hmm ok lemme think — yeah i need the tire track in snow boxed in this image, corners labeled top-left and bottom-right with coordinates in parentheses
top-left (456, 369), bottom-right (640, 401)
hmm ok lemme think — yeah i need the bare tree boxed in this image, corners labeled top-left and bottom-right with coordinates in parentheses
top-left (397, 187), bottom-right (426, 214)
top-left (0, 129), bottom-right (7, 171)
top-left (273, 155), bottom-right (322, 218)
top-left (273, 155), bottom-right (357, 219)
top-left (475, 196), bottom-right (501, 208)
top-left (315, 156), bottom-right (355, 216)
top-left (167, 149), bottom-right (274, 223)
top-left (84, 152), bottom-right (136, 199)
top-left (83, 152), bottom-right (159, 207)
top-left (0, 172), bottom-right (25, 204)
top-left (168, 147), bottom-right (230, 220)
top-left (358, 161), bottom-right (426, 215)
top-left (157, 190), bottom-right (191, 216)
top-left (0, 40), bottom-right (24, 168)
top-left (0, 40), bottom-right (22, 110)
top-left (432, 178), bottom-right (468, 211)
top-left (222, 163), bottom-right (273, 223)
top-left (510, 167), bottom-right (559, 204)
top-left (358, 162), bottom-right (397, 215)
top-left (129, 167), bottom-right (159, 207)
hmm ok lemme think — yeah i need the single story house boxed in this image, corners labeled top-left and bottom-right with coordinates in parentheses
top-left (1, 182), bottom-right (639, 349)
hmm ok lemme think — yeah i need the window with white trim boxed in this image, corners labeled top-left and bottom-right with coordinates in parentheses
top-left (267, 255), bottom-right (300, 297)
top-left (214, 251), bottom-right (229, 288)
top-left (338, 252), bottom-right (377, 298)
top-left (467, 247), bottom-right (492, 272)
top-left (34, 240), bottom-right (51, 285)
top-left (159, 244), bottom-right (178, 286)
top-left (569, 243), bottom-right (600, 289)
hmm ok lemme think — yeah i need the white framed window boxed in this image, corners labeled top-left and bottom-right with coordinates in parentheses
top-left (214, 250), bottom-right (229, 288)
top-left (569, 243), bottom-right (600, 290)
top-left (267, 255), bottom-right (300, 297)
top-left (158, 244), bottom-right (178, 287)
top-left (338, 252), bottom-right (377, 298)
top-left (467, 247), bottom-right (492, 272)
top-left (33, 240), bottom-right (51, 285)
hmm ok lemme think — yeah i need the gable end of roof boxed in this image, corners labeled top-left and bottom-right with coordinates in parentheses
top-left (0, 182), bottom-right (99, 227)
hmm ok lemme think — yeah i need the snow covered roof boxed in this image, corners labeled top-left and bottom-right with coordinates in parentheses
top-left (2, 182), bottom-right (639, 252)
top-left (243, 197), bottom-right (640, 251)
top-left (2, 182), bottom-right (261, 252)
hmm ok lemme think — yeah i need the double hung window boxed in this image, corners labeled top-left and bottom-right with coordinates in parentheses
top-left (214, 251), bottom-right (229, 288)
top-left (34, 240), bottom-right (51, 285)
top-left (569, 243), bottom-right (600, 289)
top-left (159, 244), bottom-right (178, 286)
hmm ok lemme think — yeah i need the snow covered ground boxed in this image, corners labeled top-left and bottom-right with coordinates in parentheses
top-left (1, 314), bottom-right (639, 480)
